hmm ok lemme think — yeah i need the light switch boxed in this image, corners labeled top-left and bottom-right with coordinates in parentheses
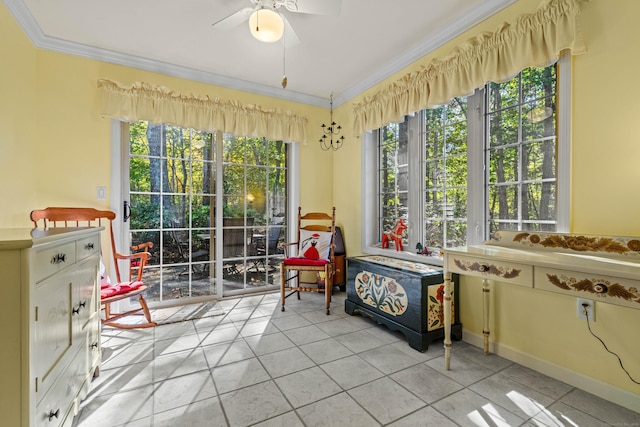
top-left (96, 186), bottom-right (106, 200)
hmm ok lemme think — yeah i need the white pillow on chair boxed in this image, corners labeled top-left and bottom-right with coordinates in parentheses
top-left (299, 229), bottom-right (332, 260)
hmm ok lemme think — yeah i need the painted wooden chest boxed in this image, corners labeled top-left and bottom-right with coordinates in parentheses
top-left (345, 255), bottom-right (462, 352)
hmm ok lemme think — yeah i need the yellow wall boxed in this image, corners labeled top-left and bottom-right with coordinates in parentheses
top-left (2, 0), bottom-right (640, 404)
top-left (0, 4), bottom-right (38, 226)
top-left (333, 0), bottom-right (640, 403)
top-left (0, 3), bottom-right (333, 229)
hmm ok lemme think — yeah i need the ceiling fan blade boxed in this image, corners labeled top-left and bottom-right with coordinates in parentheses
top-left (284, 0), bottom-right (341, 15)
top-left (211, 7), bottom-right (254, 30)
top-left (281, 14), bottom-right (300, 48)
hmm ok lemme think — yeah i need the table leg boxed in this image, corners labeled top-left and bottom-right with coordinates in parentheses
top-left (443, 271), bottom-right (453, 370)
top-left (482, 278), bottom-right (490, 355)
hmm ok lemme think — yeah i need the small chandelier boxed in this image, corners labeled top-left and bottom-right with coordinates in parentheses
top-left (249, 8), bottom-right (284, 43)
top-left (319, 94), bottom-right (345, 151)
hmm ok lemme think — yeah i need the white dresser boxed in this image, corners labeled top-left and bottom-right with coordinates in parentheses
top-left (0, 227), bottom-right (102, 427)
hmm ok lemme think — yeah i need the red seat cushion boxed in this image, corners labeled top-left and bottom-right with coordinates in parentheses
top-left (283, 257), bottom-right (330, 266)
top-left (100, 281), bottom-right (144, 299)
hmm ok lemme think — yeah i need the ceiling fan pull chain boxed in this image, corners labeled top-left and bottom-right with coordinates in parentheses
top-left (282, 25), bottom-right (288, 89)
top-left (255, 8), bottom-right (260, 32)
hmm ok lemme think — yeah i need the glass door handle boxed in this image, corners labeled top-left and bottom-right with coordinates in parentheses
top-left (123, 201), bottom-right (131, 223)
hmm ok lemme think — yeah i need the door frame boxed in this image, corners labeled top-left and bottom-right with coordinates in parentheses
top-left (110, 119), bottom-right (300, 303)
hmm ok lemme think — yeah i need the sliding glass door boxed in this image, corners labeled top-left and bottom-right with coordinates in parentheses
top-left (124, 122), bottom-right (287, 304)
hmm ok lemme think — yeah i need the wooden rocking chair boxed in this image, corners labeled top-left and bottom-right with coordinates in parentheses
top-left (30, 207), bottom-right (157, 329)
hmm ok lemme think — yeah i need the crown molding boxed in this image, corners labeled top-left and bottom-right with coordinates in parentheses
top-left (4, 0), bottom-right (514, 108)
top-left (333, 0), bottom-right (516, 107)
top-left (2, 0), bottom-right (328, 107)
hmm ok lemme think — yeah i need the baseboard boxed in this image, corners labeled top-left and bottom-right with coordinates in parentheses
top-left (461, 331), bottom-right (640, 413)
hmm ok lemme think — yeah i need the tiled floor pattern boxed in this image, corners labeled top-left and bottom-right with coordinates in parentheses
top-left (74, 292), bottom-right (640, 426)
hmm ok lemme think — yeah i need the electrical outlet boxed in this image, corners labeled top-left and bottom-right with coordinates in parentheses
top-left (577, 298), bottom-right (595, 321)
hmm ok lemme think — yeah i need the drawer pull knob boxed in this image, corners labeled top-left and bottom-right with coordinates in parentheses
top-left (479, 264), bottom-right (490, 272)
top-left (50, 253), bottom-right (66, 264)
top-left (72, 306), bottom-right (80, 315)
top-left (85, 243), bottom-right (95, 250)
top-left (91, 342), bottom-right (99, 349)
top-left (79, 301), bottom-right (86, 308)
top-left (48, 408), bottom-right (60, 421)
top-left (594, 283), bottom-right (608, 293)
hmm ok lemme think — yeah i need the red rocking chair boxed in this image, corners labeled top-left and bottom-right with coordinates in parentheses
top-left (30, 207), bottom-right (157, 329)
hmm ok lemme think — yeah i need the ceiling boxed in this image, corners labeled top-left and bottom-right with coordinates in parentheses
top-left (5, 0), bottom-right (515, 107)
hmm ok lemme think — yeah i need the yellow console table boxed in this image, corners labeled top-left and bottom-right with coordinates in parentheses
top-left (441, 231), bottom-right (640, 370)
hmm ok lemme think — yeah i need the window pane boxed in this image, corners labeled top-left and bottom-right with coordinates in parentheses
top-left (223, 134), bottom-right (246, 164)
top-left (164, 125), bottom-right (190, 160)
top-left (523, 98), bottom-right (556, 140)
top-left (488, 106), bottom-right (519, 147)
top-left (162, 194), bottom-right (189, 228)
top-left (130, 193), bottom-right (160, 229)
top-left (425, 159), bottom-right (444, 188)
top-left (444, 123), bottom-right (467, 156)
top-left (130, 156), bottom-right (151, 192)
top-left (524, 139), bottom-right (556, 181)
top-left (489, 146), bottom-right (518, 184)
top-left (268, 140), bottom-right (286, 167)
top-left (425, 194), bottom-right (441, 218)
top-left (446, 220), bottom-right (467, 248)
top-left (487, 64), bottom-right (557, 234)
top-left (446, 99), bottom-right (467, 124)
top-left (489, 78), bottom-right (520, 110)
top-left (425, 219), bottom-right (444, 247)
top-left (190, 130), bottom-right (213, 159)
top-left (445, 155), bottom-right (467, 186)
top-left (192, 161), bottom-right (214, 196)
top-left (423, 98), bottom-right (468, 249)
top-left (522, 66), bottom-right (556, 102)
top-left (521, 182), bottom-right (556, 222)
top-left (246, 165), bottom-right (267, 222)
top-left (489, 184), bottom-right (519, 220)
top-left (446, 188), bottom-right (468, 219)
top-left (378, 118), bottom-right (410, 228)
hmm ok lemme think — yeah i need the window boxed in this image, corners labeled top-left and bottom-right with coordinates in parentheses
top-left (378, 121), bottom-right (410, 236)
top-left (364, 57), bottom-right (569, 262)
top-left (486, 66), bottom-right (558, 234)
top-left (423, 98), bottom-right (469, 249)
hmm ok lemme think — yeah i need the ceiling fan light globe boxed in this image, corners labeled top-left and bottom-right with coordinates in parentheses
top-left (249, 9), bottom-right (284, 42)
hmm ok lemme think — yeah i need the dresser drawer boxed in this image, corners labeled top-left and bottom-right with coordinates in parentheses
top-left (34, 242), bottom-right (76, 284)
top-left (535, 266), bottom-right (640, 310)
top-left (74, 257), bottom-right (100, 332)
top-left (34, 372), bottom-right (71, 427)
top-left (34, 346), bottom-right (85, 427)
top-left (76, 234), bottom-right (100, 261)
top-left (447, 253), bottom-right (533, 287)
top-left (33, 274), bottom-right (73, 404)
top-left (86, 321), bottom-right (101, 380)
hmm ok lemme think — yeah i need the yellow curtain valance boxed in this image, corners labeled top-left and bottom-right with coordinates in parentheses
top-left (352, 0), bottom-right (587, 136)
top-left (97, 79), bottom-right (308, 143)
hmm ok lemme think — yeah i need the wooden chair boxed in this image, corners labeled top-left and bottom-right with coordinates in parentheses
top-left (30, 207), bottom-right (157, 329)
top-left (281, 207), bottom-right (336, 315)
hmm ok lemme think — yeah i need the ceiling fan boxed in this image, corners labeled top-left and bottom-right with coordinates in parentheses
top-left (212, 0), bottom-right (341, 47)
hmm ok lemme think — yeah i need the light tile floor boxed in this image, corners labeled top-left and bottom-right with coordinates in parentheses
top-left (74, 292), bottom-right (640, 427)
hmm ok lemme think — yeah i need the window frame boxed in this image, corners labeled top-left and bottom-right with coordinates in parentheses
top-left (361, 54), bottom-right (570, 264)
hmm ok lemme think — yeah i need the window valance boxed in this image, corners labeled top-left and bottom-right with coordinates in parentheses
top-left (352, 0), bottom-right (587, 136)
top-left (97, 79), bottom-right (308, 143)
